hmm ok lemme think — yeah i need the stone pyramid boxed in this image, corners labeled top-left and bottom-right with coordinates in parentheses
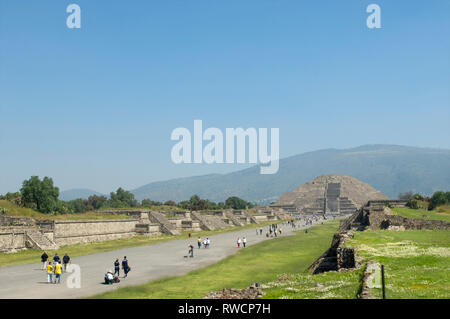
top-left (272, 175), bottom-right (389, 215)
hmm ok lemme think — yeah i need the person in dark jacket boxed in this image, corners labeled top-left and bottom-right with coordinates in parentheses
top-left (53, 253), bottom-right (60, 264)
top-left (62, 253), bottom-right (71, 271)
top-left (114, 258), bottom-right (120, 276)
top-left (122, 256), bottom-right (130, 278)
top-left (41, 252), bottom-right (48, 270)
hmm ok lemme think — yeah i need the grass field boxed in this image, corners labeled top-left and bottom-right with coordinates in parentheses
top-left (91, 221), bottom-right (340, 299)
top-left (0, 219), bottom-right (280, 268)
top-left (263, 267), bottom-right (364, 299)
top-left (391, 205), bottom-right (450, 222)
top-left (346, 229), bottom-right (450, 299)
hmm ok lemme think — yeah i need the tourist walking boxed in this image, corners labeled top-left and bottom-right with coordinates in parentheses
top-left (114, 258), bottom-right (120, 276)
top-left (54, 262), bottom-right (62, 284)
top-left (41, 251), bottom-right (48, 270)
top-left (122, 256), bottom-right (130, 278)
top-left (243, 237), bottom-right (247, 248)
top-left (53, 253), bottom-right (60, 264)
top-left (206, 238), bottom-right (210, 248)
top-left (188, 245), bottom-right (194, 258)
top-left (62, 253), bottom-right (71, 271)
top-left (197, 237), bottom-right (202, 249)
top-left (260, 228), bottom-right (263, 235)
top-left (46, 261), bottom-right (54, 283)
top-left (237, 237), bottom-right (241, 248)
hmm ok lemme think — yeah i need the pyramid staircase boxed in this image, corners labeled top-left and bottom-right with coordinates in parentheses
top-left (190, 212), bottom-right (216, 231)
top-left (148, 212), bottom-right (180, 235)
top-left (25, 229), bottom-right (58, 250)
top-left (224, 211), bottom-right (245, 226)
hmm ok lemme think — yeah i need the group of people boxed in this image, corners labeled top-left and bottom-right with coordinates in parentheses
top-left (287, 220), bottom-right (297, 229)
top-left (197, 237), bottom-right (211, 249)
top-left (41, 252), bottom-right (71, 284)
top-left (236, 236), bottom-right (247, 248)
top-left (267, 224), bottom-right (281, 237)
top-left (105, 256), bottom-right (131, 285)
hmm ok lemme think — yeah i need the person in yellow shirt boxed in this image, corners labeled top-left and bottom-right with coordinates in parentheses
top-left (46, 261), bottom-right (54, 283)
top-left (54, 262), bottom-right (63, 284)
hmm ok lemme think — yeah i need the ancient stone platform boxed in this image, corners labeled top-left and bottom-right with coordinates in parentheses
top-left (271, 175), bottom-right (389, 217)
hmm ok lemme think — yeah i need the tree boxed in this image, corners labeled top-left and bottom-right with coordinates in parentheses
top-left (428, 191), bottom-right (449, 210)
top-left (109, 188), bottom-right (138, 208)
top-left (86, 195), bottom-right (108, 210)
top-left (20, 176), bottom-right (59, 213)
top-left (406, 199), bottom-right (419, 209)
top-left (164, 200), bottom-right (176, 206)
top-left (225, 196), bottom-right (248, 210)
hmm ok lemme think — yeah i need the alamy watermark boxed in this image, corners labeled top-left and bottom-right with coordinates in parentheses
top-left (170, 120), bottom-right (279, 174)
top-left (66, 264), bottom-right (81, 288)
top-left (366, 4), bottom-right (381, 29)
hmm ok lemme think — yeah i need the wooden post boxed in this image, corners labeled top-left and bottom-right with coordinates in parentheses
top-left (381, 264), bottom-right (386, 299)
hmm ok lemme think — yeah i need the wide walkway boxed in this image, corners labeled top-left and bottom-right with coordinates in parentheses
top-left (0, 219), bottom-right (328, 299)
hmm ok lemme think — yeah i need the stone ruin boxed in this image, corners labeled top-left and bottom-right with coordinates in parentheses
top-left (0, 208), bottom-right (290, 253)
top-left (271, 175), bottom-right (389, 218)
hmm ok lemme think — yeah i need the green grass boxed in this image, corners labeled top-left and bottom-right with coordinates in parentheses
top-left (345, 229), bottom-right (450, 299)
top-left (263, 268), bottom-right (364, 299)
top-left (391, 206), bottom-right (450, 222)
top-left (90, 221), bottom-right (340, 299)
top-left (0, 219), bottom-right (281, 268)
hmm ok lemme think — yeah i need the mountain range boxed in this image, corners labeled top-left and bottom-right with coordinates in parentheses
top-left (59, 145), bottom-right (450, 204)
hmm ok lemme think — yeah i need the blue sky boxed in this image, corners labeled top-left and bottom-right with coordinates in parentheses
top-left (0, 0), bottom-right (449, 194)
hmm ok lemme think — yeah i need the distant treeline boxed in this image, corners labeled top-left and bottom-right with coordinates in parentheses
top-left (398, 190), bottom-right (450, 210)
top-left (0, 176), bottom-right (255, 214)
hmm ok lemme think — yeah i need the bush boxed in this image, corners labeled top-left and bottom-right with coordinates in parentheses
top-left (406, 199), bottom-right (419, 209)
top-left (0, 208), bottom-right (8, 215)
top-left (428, 191), bottom-right (449, 210)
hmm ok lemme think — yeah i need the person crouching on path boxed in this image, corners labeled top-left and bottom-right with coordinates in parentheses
top-left (41, 251), bottom-right (48, 270)
top-left (122, 256), bottom-right (130, 278)
top-left (46, 261), bottom-right (54, 283)
top-left (105, 270), bottom-right (113, 285)
top-left (237, 237), bottom-right (241, 248)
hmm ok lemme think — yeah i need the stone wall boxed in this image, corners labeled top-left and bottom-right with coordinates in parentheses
top-left (53, 219), bottom-right (140, 245)
top-left (308, 231), bottom-right (358, 274)
top-left (369, 209), bottom-right (450, 231)
top-left (0, 215), bottom-right (35, 227)
top-left (0, 228), bottom-right (27, 251)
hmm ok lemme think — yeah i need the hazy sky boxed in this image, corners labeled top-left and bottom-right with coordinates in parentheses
top-left (1, 0), bottom-right (449, 194)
